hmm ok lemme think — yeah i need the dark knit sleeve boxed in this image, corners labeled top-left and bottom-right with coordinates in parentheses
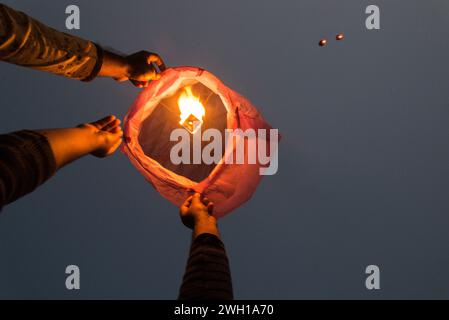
top-left (178, 233), bottom-right (234, 300)
top-left (0, 130), bottom-right (56, 210)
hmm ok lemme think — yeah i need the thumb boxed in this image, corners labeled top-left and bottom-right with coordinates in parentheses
top-left (191, 193), bottom-right (202, 206)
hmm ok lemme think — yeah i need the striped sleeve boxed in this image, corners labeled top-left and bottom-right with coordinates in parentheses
top-left (178, 233), bottom-right (234, 300)
top-left (0, 3), bottom-right (103, 81)
top-left (0, 130), bottom-right (56, 210)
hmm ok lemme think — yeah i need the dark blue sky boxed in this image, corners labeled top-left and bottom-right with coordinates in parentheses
top-left (0, 0), bottom-right (449, 299)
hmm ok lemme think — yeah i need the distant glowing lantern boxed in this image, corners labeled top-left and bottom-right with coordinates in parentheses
top-left (319, 39), bottom-right (328, 47)
top-left (336, 33), bottom-right (344, 41)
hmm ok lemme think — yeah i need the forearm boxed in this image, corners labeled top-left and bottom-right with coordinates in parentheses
top-left (36, 128), bottom-right (99, 169)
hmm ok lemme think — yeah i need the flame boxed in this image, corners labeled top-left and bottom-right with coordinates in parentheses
top-left (178, 86), bottom-right (205, 133)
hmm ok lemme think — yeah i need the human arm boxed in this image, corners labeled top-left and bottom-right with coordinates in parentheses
top-left (36, 115), bottom-right (122, 169)
top-left (0, 116), bottom-right (122, 209)
top-left (178, 193), bottom-right (234, 300)
top-left (99, 50), bottom-right (166, 88)
top-left (0, 3), bottom-right (165, 85)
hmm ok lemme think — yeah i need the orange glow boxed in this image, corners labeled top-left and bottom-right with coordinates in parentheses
top-left (178, 86), bottom-right (205, 134)
top-left (319, 39), bottom-right (328, 47)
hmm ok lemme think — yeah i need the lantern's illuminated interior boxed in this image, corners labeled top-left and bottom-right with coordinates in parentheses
top-left (138, 82), bottom-right (228, 182)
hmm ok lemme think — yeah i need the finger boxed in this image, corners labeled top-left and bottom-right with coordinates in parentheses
top-left (108, 138), bottom-right (123, 155)
top-left (105, 133), bottom-right (123, 149)
top-left (92, 115), bottom-right (116, 129)
top-left (103, 119), bottom-right (121, 132)
top-left (114, 129), bottom-right (124, 139)
top-left (183, 195), bottom-right (193, 205)
top-left (130, 79), bottom-right (147, 88)
top-left (110, 126), bottom-right (122, 134)
top-left (207, 202), bottom-right (214, 214)
top-left (180, 196), bottom-right (193, 211)
top-left (202, 197), bottom-right (210, 206)
top-left (114, 74), bottom-right (129, 82)
top-left (107, 128), bottom-right (123, 141)
top-left (144, 68), bottom-right (161, 81)
top-left (110, 130), bottom-right (123, 140)
top-left (103, 119), bottom-right (120, 132)
top-left (179, 207), bottom-right (187, 216)
top-left (131, 69), bottom-right (160, 83)
top-left (147, 53), bottom-right (166, 71)
top-left (152, 72), bottom-right (162, 80)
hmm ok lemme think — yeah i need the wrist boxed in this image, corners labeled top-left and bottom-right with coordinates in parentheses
top-left (100, 51), bottom-right (130, 80)
top-left (195, 214), bottom-right (217, 226)
top-left (193, 215), bottom-right (219, 239)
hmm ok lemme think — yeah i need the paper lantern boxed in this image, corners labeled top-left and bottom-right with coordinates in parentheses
top-left (122, 67), bottom-right (277, 218)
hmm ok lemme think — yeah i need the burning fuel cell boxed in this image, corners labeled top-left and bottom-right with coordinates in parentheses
top-left (182, 114), bottom-right (202, 134)
top-left (178, 86), bottom-right (205, 134)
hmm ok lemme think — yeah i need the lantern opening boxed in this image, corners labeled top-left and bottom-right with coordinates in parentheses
top-left (138, 82), bottom-right (227, 182)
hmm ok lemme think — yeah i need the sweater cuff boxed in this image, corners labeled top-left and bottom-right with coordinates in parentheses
top-left (82, 43), bottom-right (104, 82)
top-left (193, 233), bottom-right (225, 248)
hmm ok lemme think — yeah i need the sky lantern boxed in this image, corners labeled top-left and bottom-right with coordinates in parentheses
top-left (336, 33), bottom-right (344, 41)
top-left (122, 67), bottom-right (279, 218)
top-left (319, 39), bottom-right (328, 47)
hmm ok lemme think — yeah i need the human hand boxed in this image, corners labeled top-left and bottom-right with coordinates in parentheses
top-left (180, 193), bottom-right (216, 231)
top-left (125, 51), bottom-right (166, 88)
top-left (100, 50), bottom-right (166, 88)
top-left (78, 115), bottom-right (123, 158)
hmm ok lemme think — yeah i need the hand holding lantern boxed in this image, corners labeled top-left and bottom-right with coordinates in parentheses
top-left (100, 50), bottom-right (166, 88)
top-left (180, 193), bottom-right (219, 239)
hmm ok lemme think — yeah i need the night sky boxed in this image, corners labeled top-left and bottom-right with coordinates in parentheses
top-left (0, 0), bottom-right (449, 299)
